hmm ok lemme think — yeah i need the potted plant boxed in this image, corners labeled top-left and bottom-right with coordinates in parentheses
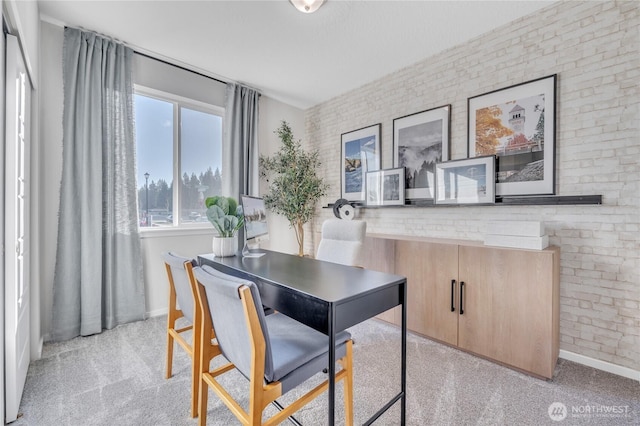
top-left (205, 195), bottom-right (244, 257)
top-left (259, 121), bottom-right (329, 256)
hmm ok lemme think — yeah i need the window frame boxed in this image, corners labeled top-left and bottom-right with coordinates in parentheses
top-left (134, 85), bottom-right (225, 232)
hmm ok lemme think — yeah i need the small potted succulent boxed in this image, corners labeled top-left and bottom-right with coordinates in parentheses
top-left (205, 196), bottom-right (244, 257)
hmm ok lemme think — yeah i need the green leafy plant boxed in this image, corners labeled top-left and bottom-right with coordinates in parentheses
top-left (205, 196), bottom-right (244, 237)
top-left (259, 121), bottom-right (329, 256)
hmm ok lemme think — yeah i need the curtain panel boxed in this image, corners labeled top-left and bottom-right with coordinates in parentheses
top-left (223, 83), bottom-right (260, 248)
top-left (223, 83), bottom-right (260, 197)
top-left (52, 28), bottom-right (145, 341)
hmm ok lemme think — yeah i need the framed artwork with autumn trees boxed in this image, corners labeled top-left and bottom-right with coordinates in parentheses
top-left (468, 74), bottom-right (556, 196)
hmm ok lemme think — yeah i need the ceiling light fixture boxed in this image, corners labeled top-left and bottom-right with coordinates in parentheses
top-left (290, 0), bottom-right (326, 14)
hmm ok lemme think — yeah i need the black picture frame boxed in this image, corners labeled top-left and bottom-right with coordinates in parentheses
top-left (393, 105), bottom-right (450, 201)
top-left (468, 74), bottom-right (556, 196)
top-left (341, 124), bottom-right (381, 202)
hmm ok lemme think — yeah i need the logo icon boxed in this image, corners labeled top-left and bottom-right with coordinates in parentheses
top-left (549, 402), bottom-right (567, 421)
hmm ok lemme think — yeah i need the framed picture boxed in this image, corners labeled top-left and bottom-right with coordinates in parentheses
top-left (393, 105), bottom-right (450, 201)
top-left (468, 74), bottom-right (556, 196)
top-left (435, 156), bottom-right (495, 205)
top-left (366, 167), bottom-right (405, 206)
top-left (341, 124), bottom-right (381, 201)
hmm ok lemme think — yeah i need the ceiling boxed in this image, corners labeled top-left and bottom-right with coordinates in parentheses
top-left (38, 0), bottom-right (555, 110)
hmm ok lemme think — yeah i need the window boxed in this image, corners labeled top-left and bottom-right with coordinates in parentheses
top-left (135, 87), bottom-right (224, 228)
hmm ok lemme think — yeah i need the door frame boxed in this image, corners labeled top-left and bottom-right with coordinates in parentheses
top-left (0, 14), bottom-right (7, 425)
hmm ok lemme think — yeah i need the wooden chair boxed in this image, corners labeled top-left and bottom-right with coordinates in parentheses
top-left (163, 252), bottom-right (211, 418)
top-left (193, 264), bottom-right (354, 426)
top-left (316, 219), bottom-right (366, 267)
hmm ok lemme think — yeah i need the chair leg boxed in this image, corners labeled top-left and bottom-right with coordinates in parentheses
top-left (343, 340), bottom-right (354, 426)
top-left (190, 315), bottom-right (202, 418)
top-left (166, 330), bottom-right (174, 379)
top-left (190, 352), bottom-right (199, 418)
top-left (198, 376), bottom-right (209, 426)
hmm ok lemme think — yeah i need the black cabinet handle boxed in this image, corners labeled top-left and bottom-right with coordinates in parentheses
top-left (460, 281), bottom-right (465, 315)
top-left (450, 280), bottom-right (456, 312)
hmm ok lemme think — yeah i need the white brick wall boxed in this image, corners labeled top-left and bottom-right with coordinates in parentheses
top-left (305, 1), bottom-right (639, 371)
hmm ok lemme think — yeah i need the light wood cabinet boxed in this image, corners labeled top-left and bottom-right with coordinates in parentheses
top-left (396, 240), bottom-right (459, 346)
top-left (363, 234), bottom-right (560, 379)
top-left (458, 245), bottom-right (560, 378)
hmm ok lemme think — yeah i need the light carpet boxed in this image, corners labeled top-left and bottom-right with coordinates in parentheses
top-left (14, 316), bottom-right (639, 425)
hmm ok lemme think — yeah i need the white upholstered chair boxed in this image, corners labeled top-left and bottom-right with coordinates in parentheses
top-left (316, 219), bottom-right (366, 267)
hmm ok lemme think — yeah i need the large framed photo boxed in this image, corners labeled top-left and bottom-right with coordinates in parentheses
top-left (393, 105), bottom-right (450, 201)
top-left (468, 74), bottom-right (556, 196)
top-left (341, 124), bottom-right (381, 201)
top-left (366, 167), bottom-right (405, 206)
top-left (435, 156), bottom-right (495, 205)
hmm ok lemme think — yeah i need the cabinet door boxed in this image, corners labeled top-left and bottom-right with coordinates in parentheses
top-left (458, 246), bottom-right (557, 377)
top-left (396, 241), bottom-right (459, 345)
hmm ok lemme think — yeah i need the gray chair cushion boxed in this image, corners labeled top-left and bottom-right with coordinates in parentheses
top-left (195, 264), bottom-right (351, 395)
top-left (163, 252), bottom-right (196, 323)
top-left (266, 312), bottom-right (351, 393)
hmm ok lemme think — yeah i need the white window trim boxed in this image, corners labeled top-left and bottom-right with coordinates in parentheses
top-left (139, 226), bottom-right (216, 239)
top-left (134, 85), bottom-right (225, 233)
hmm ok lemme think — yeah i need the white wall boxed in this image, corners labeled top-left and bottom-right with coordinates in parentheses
top-left (4, 0), bottom-right (38, 85)
top-left (37, 20), bottom-right (305, 330)
top-left (258, 95), bottom-right (306, 255)
top-left (133, 53), bottom-right (226, 106)
top-left (305, 1), bottom-right (639, 373)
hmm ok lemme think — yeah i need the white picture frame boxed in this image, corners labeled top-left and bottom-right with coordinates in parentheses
top-left (366, 167), bottom-right (405, 206)
top-left (435, 156), bottom-right (495, 205)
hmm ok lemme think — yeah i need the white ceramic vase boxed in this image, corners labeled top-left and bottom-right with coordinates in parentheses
top-left (212, 235), bottom-right (238, 257)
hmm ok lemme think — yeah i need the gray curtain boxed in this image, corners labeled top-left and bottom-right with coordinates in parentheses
top-left (223, 83), bottom-right (260, 249)
top-left (223, 83), bottom-right (260, 198)
top-left (51, 28), bottom-right (145, 341)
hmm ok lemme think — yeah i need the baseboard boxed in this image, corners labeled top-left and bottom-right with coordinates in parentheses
top-left (146, 307), bottom-right (168, 318)
top-left (31, 336), bottom-right (44, 361)
top-left (559, 350), bottom-right (640, 381)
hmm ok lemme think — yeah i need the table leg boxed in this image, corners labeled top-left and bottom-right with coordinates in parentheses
top-left (401, 281), bottom-right (407, 424)
top-left (328, 304), bottom-right (336, 426)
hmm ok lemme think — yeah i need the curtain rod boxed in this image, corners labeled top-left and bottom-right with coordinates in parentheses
top-left (134, 50), bottom-right (228, 86)
top-left (61, 24), bottom-right (258, 92)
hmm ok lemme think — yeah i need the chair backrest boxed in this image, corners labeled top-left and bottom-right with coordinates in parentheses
top-left (194, 265), bottom-right (275, 381)
top-left (316, 219), bottom-right (366, 266)
top-left (163, 252), bottom-right (197, 323)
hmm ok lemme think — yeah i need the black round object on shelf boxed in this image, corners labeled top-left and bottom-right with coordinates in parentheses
top-left (332, 198), bottom-right (349, 218)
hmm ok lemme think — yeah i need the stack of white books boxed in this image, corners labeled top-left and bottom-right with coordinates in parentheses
top-left (484, 220), bottom-right (549, 250)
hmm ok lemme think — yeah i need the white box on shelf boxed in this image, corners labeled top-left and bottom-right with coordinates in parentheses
top-left (486, 221), bottom-right (544, 237)
top-left (484, 234), bottom-right (549, 250)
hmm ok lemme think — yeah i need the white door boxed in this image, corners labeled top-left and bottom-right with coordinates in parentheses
top-left (4, 33), bottom-right (31, 423)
